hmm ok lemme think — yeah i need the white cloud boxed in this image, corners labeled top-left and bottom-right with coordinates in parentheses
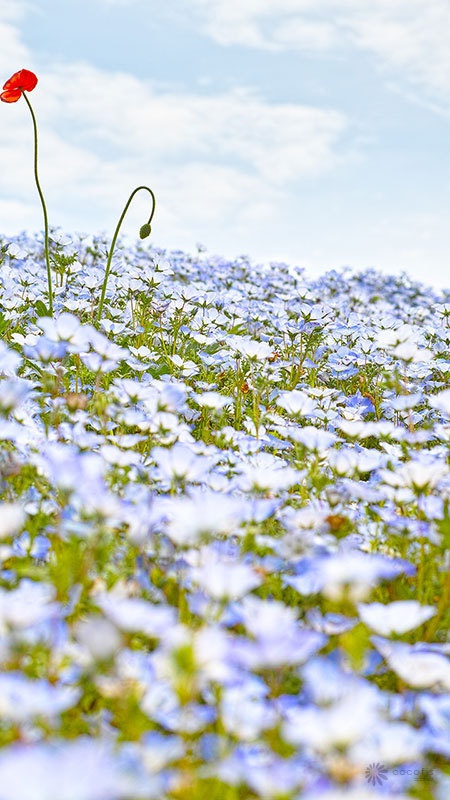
top-left (42, 67), bottom-right (346, 183)
top-left (1, 46), bottom-right (347, 248)
top-left (181, 0), bottom-right (450, 103)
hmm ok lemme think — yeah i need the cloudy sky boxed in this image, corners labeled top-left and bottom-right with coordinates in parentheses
top-left (1, 0), bottom-right (450, 287)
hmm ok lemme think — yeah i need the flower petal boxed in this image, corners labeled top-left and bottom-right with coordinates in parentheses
top-left (0, 89), bottom-right (22, 103)
top-left (2, 69), bottom-right (38, 93)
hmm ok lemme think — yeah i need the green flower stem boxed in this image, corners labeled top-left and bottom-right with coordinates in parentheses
top-left (96, 186), bottom-right (156, 324)
top-left (22, 90), bottom-right (53, 316)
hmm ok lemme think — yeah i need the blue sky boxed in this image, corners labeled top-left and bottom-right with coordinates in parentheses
top-left (1, 0), bottom-right (450, 287)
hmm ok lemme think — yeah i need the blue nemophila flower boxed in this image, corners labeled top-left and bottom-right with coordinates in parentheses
top-left (163, 489), bottom-right (248, 546)
top-left (187, 549), bottom-right (262, 601)
top-left (191, 625), bottom-right (240, 683)
top-left (23, 337), bottom-right (68, 362)
top-left (0, 503), bottom-right (25, 539)
top-left (429, 387), bottom-right (450, 416)
top-left (235, 595), bottom-right (326, 668)
top-left (0, 580), bottom-right (59, 631)
top-left (286, 552), bottom-right (414, 601)
top-left (0, 378), bottom-right (34, 414)
top-left (111, 378), bottom-right (155, 404)
top-left (0, 738), bottom-right (161, 800)
top-left (357, 601), bottom-right (436, 636)
top-left (13, 531), bottom-right (50, 560)
top-left (349, 720), bottom-right (426, 767)
top-left (100, 444), bottom-right (142, 468)
top-left (306, 609), bottom-right (357, 635)
top-left (284, 424), bottom-right (337, 452)
top-left (74, 615), bottom-right (122, 662)
top-left (372, 638), bottom-right (450, 691)
top-left (34, 443), bottom-right (111, 512)
top-left (0, 341), bottom-right (21, 375)
top-left (233, 450), bottom-right (301, 493)
top-left (227, 335), bottom-right (274, 361)
top-left (221, 683), bottom-right (277, 740)
top-left (302, 785), bottom-right (410, 800)
top-left (0, 673), bottom-right (80, 721)
top-left (283, 684), bottom-right (383, 751)
top-left (215, 744), bottom-right (305, 797)
top-left (276, 389), bottom-right (318, 417)
top-left (337, 418), bottom-right (397, 439)
top-left (329, 446), bottom-right (387, 477)
top-left (37, 312), bottom-right (92, 351)
top-left (95, 593), bottom-right (176, 638)
top-left (151, 442), bottom-right (215, 485)
top-left (417, 694), bottom-right (450, 758)
top-left (379, 458), bottom-right (448, 492)
top-left (141, 731), bottom-right (184, 773)
top-left (194, 390), bottom-right (233, 410)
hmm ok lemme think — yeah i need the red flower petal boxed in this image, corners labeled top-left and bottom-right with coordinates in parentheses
top-left (2, 69), bottom-right (38, 94)
top-left (0, 89), bottom-right (22, 103)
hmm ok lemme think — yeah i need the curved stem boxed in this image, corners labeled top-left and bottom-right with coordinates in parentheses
top-left (22, 91), bottom-right (53, 316)
top-left (96, 185), bottom-right (156, 324)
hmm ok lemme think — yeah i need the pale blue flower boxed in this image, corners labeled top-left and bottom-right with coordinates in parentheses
top-left (358, 601), bottom-right (435, 636)
top-left (0, 673), bottom-right (80, 721)
top-left (373, 638), bottom-right (450, 691)
top-left (0, 738), bottom-right (160, 800)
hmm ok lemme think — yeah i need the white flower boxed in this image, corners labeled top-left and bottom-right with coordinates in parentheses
top-left (358, 601), bottom-right (435, 636)
top-left (0, 503), bottom-right (25, 539)
top-left (0, 739), bottom-right (159, 800)
top-left (429, 388), bottom-right (450, 416)
top-left (95, 594), bottom-right (176, 638)
top-left (350, 721), bottom-right (424, 765)
top-left (221, 684), bottom-right (276, 740)
top-left (151, 442), bottom-right (213, 483)
top-left (380, 460), bottom-right (447, 491)
top-left (164, 490), bottom-right (247, 546)
top-left (0, 581), bottom-right (59, 632)
top-left (288, 425), bottom-right (337, 452)
top-left (37, 312), bottom-right (92, 350)
top-left (228, 336), bottom-right (273, 360)
top-left (284, 686), bottom-right (381, 750)
top-left (276, 390), bottom-right (317, 416)
top-left (195, 391), bottom-right (232, 410)
top-left (74, 616), bottom-right (121, 661)
top-left (0, 674), bottom-right (80, 721)
top-left (374, 639), bottom-right (450, 691)
top-left (190, 559), bottom-right (261, 601)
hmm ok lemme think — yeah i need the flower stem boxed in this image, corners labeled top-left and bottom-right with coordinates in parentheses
top-left (96, 186), bottom-right (156, 324)
top-left (22, 90), bottom-right (53, 316)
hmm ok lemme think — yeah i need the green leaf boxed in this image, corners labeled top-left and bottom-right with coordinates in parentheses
top-left (34, 300), bottom-right (50, 317)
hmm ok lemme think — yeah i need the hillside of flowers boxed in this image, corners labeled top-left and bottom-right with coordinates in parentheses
top-left (0, 229), bottom-right (449, 800)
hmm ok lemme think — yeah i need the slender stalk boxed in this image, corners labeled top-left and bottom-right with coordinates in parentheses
top-left (96, 185), bottom-right (156, 324)
top-left (22, 90), bottom-right (53, 315)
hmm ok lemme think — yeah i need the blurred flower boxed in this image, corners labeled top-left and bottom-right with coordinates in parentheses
top-left (0, 503), bottom-right (25, 539)
top-left (0, 738), bottom-right (160, 800)
top-left (96, 593), bottom-right (176, 639)
top-left (358, 601), bottom-right (435, 636)
top-left (373, 638), bottom-right (450, 691)
top-left (189, 553), bottom-right (261, 601)
top-left (0, 673), bottom-right (80, 721)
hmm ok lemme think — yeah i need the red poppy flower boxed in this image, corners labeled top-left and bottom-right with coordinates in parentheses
top-left (1, 69), bottom-right (38, 103)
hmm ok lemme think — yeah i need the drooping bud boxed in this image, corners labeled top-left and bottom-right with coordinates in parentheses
top-left (139, 223), bottom-right (152, 239)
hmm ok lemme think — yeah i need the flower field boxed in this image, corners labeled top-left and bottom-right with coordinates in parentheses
top-left (0, 230), bottom-right (449, 799)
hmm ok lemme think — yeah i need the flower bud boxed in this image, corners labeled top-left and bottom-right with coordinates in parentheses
top-left (139, 223), bottom-right (152, 239)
